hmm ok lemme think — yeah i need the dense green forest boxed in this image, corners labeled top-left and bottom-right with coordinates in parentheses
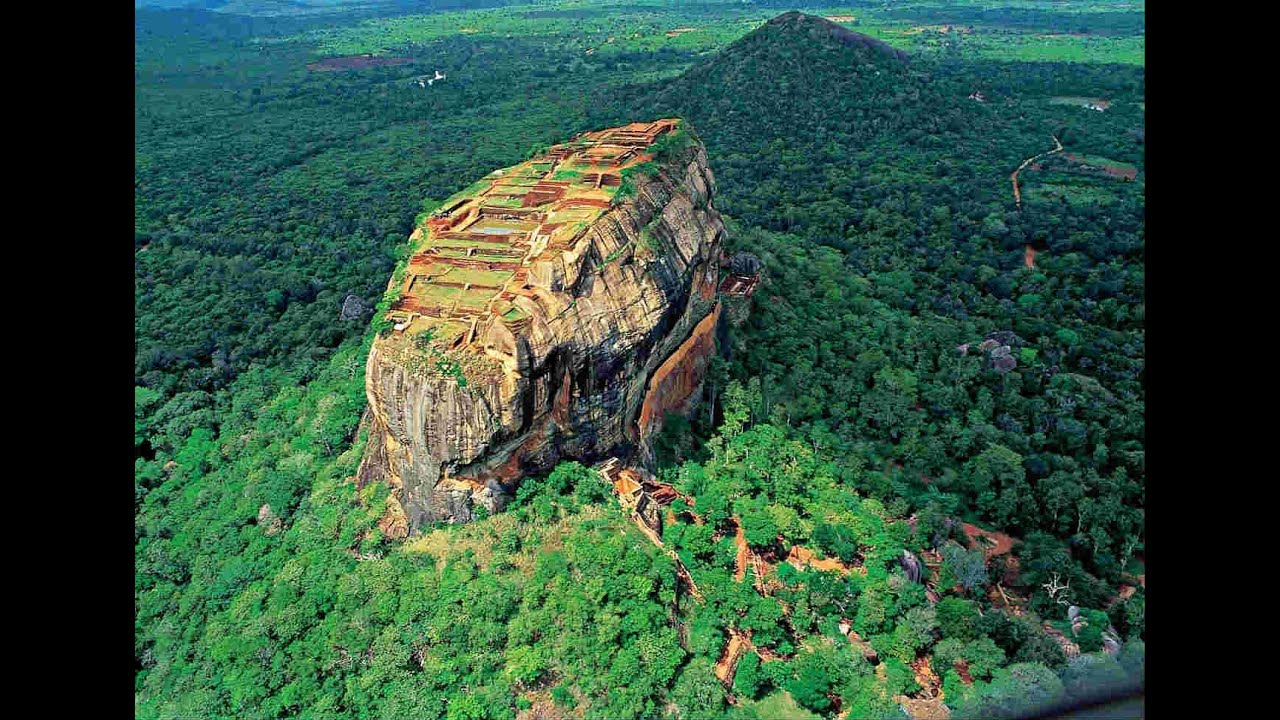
top-left (136, 2), bottom-right (1144, 718)
top-left (592, 10), bottom-right (1144, 595)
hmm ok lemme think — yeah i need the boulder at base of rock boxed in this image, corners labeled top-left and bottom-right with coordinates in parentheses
top-left (340, 293), bottom-right (371, 321)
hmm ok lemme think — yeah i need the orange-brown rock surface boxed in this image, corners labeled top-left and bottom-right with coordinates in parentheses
top-left (357, 120), bottom-right (725, 532)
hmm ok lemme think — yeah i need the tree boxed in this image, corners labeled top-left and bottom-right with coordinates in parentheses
top-left (971, 662), bottom-right (1065, 719)
top-left (788, 656), bottom-right (834, 714)
top-left (935, 637), bottom-right (1006, 681)
top-left (742, 595), bottom-right (787, 650)
top-left (859, 367), bottom-right (920, 440)
top-left (881, 657), bottom-right (920, 696)
top-left (940, 542), bottom-right (988, 595)
top-left (890, 605), bottom-right (938, 662)
top-left (670, 658), bottom-right (726, 720)
top-left (854, 585), bottom-right (893, 636)
top-left (813, 522), bottom-right (859, 563)
top-left (1117, 640), bottom-right (1144, 684)
top-left (936, 596), bottom-right (980, 640)
top-left (1061, 653), bottom-right (1127, 700)
top-left (1072, 608), bottom-right (1112, 653)
top-left (135, 386), bottom-right (164, 448)
top-left (721, 380), bottom-right (752, 439)
top-left (963, 443), bottom-right (1037, 530)
top-left (734, 652), bottom-right (763, 700)
top-left (978, 611), bottom-right (1067, 670)
top-left (741, 507), bottom-right (780, 552)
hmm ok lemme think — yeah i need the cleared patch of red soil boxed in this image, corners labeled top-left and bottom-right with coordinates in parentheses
top-left (787, 544), bottom-right (855, 575)
top-left (751, 553), bottom-right (780, 595)
top-left (1117, 584), bottom-right (1137, 601)
top-left (902, 658), bottom-right (948, 720)
top-left (1043, 622), bottom-right (1081, 658)
top-left (1024, 244), bottom-right (1037, 269)
top-left (961, 522), bottom-right (1016, 559)
top-left (307, 54), bottom-right (413, 72)
top-left (912, 657), bottom-right (942, 698)
top-left (516, 693), bottom-right (563, 720)
top-left (989, 582), bottom-right (1028, 616)
top-left (555, 197), bottom-right (612, 209)
top-left (847, 629), bottom-right (878, 663)
top-left (899, 693), bottom-right (949, 718)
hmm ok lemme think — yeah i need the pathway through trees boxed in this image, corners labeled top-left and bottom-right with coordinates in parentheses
top-left (1010, 134), bottom-right (1063, 209)
top-left (714, 630), bottom-right (749, 686)
top-left (733, 520), bottom-right (748, 582)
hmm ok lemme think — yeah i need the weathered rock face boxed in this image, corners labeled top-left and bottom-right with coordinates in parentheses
top-left (638, 302), bottom-right (720, 441)
top-left (357, 121), bottom-right (725, 534)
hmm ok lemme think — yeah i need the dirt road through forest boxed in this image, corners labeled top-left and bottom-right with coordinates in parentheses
top-left (1011, 134), bottom-right (1063, 208)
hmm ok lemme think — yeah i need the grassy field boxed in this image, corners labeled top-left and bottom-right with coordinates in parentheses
top-left (963, 33), bottom-right (1144, 64)
top-left (280, 1), bottom-right (1145, 66)
top-left (482, 195), bottom-right (526, 209)
top-left (1050, 96), bottom-right (1110, 107)
top-left (1066, 153), bottom-right (1139, 173)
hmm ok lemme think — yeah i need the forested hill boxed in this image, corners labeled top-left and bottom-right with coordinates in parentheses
top-left (737, 11), bottom-right (909, 62)
top-left (591, 12), bottom-right (1145, 609)
top-left (599, 11), bottom-right (1142, 246)
top-left (602, 10), bottom-right (989, 243)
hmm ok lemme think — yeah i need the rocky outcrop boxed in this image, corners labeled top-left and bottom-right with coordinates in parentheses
top-left (958, 330), bottom-right (1027, 373)
top-left (727, 251), bottom-right (762, 276)
top-left (340, 293), bottom-right (371, 322)
top-left (358, 121), bottom-right (725, 533)
top-left (901, 549), bottom-right (923, 584)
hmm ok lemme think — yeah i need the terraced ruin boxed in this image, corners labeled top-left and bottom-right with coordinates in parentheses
top-left (380, 119), bottom-right (683, 379)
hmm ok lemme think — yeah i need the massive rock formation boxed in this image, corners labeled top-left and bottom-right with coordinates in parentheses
top-left (357, 120), bottom-right (725, 534)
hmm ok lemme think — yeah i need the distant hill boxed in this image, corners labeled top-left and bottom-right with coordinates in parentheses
top-left (592, 11), bottom-right (970, 243)
top-left (666, 10), bottom-right (912, 104)
top-left (755, 10), bottom-right (909, 62)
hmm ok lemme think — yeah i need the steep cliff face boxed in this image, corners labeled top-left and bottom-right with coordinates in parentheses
top-left (357, 120), bottom-right (725, 534)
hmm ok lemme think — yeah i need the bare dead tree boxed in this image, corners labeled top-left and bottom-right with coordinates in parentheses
top-left (1042, 572), bottom-right (1072, 607)
top-left (411, 637), bottom-right (430, 669)
top-left (1120, 535), bottom-right (1140, 570)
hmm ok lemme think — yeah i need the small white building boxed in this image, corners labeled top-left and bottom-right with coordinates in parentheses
top-left (416, 71), bottom-right (448, 88)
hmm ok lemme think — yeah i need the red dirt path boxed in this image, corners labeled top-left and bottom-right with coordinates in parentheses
top-left (1011, 135), bottom-right (1064, 208)
top-left (714, 630), bottom-right (748, 685)
top-left (733, 522), bottom-right (748, 582)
